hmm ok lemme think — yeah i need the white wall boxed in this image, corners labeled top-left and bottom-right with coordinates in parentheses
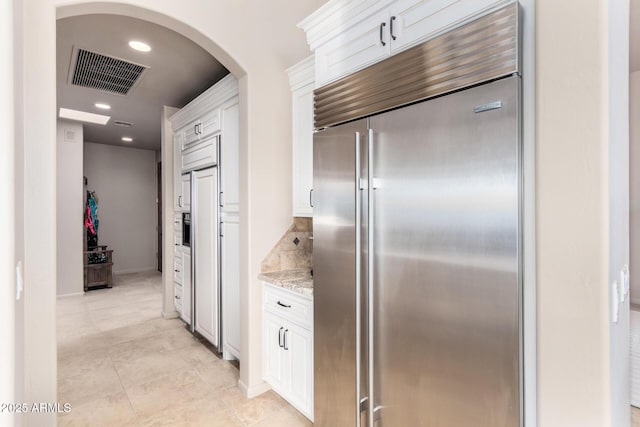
top-left (631, 71), bottom-right (640, 306)
top-left (84, 142), bottom-right (157, 274)
top-left (0, 0), bottom-right (16, 425)
top-left (56, 120), bottom-right (84, 296)
top-left (607, 1), bottom-right (630, 426)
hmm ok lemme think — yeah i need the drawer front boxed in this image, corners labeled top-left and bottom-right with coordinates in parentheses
top-left (173, 213), bottom-right (182, 232)
top-left (174, 257), bottom-right (183, 284)
top-left (174, 283), bottom-right (183, 312)
top-left (199, 109), bottom-right (221, 139)
top-left (182, 135), bottom-right (217, 172)
top-left (263, 283), bottom-right (313, 330)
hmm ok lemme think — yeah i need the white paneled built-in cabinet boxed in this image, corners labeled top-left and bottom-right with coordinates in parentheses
top-left (170, 74), bottom-right (240, 360)
top-left (221, 214), bottom-right (240, 359)
top-left (287, 56), bottom-right (315, 218)
top-left (262, 283), bottom-right (313, 421)
top-left (300, 0), bottom-right (507, 86)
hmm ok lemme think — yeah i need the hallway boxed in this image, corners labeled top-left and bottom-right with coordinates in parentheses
top-left (56, 271), bottom-right (310, 426)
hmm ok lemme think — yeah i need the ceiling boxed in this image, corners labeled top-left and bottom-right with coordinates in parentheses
top-left (57, 14), bottom-right (229, 151)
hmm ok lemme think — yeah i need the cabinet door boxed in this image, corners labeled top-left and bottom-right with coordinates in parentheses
top-left (174, 283), bottom-right (183, 313)
top-left (181, 250), bottom-right (192, 324)
top-left (182, 135), bottom-right (217, 172)
top-left (263, 313), bottom-right (289, 392)
top-left (183, 119), bottom-right (200, 147)
top-left (181, 174), bottom-right (191, 213)
top-left (286, 323), bottom-right (314, 420)
top-left (199, 108), bottom-right (221, 140)
top-left (315, 8), bottom-right (390, 86)
top-left (220, 100), bottom-right (239, 213)
top-left (389, 0), bottom-right (502, 53)
top-left (292, 83), bottom-right (314, 217)
top-left (221, 215), bottom-right (240, 359)
top-left (173, 133), bottom-right (183, 211)
top-left (193, 168), bottom-right (219, 346)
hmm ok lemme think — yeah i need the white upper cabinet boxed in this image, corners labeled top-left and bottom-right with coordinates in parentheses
top-left (287, 56), bottom-right (315, 218)
top-left (300, 0), bottom-right (508, 86)
top-left (220, 98), bottom-right (240, 214)
top-left (173, 133), bottom-right (183, 211)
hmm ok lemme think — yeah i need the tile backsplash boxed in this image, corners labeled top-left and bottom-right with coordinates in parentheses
top-left (261, 217), bottom-right (313, 273)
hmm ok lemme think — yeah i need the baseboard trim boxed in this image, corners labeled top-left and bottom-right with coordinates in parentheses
top-left (113, 267), bottom-right (157, 275)
top-left (56, 292), bottom-right (84, 298)
top-left (162, 310), bottom-right (180, 319)
top-left (238, 379), bottom-right (271, 399)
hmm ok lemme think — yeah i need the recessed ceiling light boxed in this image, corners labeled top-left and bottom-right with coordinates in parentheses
top-left (94, 103), bottom-right (111, 110)
top-left (128, 41), bottom-right (151, 52)
top-left (122, 137), bottom-right (133, 142)
top-left (59, 108), bottom-right (110, 125)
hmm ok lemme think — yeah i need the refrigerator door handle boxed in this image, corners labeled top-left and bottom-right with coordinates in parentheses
top-left (367, 128), bottom-right (375, 427)
top-left (355, 131), bottom-right (363, 427)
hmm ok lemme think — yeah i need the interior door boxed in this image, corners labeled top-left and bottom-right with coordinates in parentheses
top-left (193, 167), bottom-right (219, 347)
top-left (313, 119), bottom-right (368, 427)
top-left (368, 76), bottom-right (521, 426)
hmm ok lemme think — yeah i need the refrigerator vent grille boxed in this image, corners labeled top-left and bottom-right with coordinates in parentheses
top-left (313, 2), bottom-right (519, 129)
top-left (68, 47), bottom-right (149, 96)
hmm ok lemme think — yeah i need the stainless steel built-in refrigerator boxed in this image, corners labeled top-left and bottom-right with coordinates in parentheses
top-left (313, 4), bottom-right (521, 426)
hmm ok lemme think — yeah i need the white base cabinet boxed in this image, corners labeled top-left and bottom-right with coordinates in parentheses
top-left (262, 283), bottom-right (313, 421)
top-left (221, 214), bottom-right (240, 360)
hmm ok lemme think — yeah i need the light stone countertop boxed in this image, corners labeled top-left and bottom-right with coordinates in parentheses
top-left (258, 268), bottom-right (313, 296)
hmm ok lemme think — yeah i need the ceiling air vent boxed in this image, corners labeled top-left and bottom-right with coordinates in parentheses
top-left (114, 120), bottom-right (133, 127)
top-left (68, 47), bottom-right (149, 96)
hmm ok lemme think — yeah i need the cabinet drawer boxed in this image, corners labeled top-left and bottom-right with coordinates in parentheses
top-left (174, 283), bottom-right (183, 312)
top-left (182, 135), bottom-right (217, 172)
top-left (263, 283), bottom-right (313, 330)
top-left (173, 213), bottom-right (182, 232)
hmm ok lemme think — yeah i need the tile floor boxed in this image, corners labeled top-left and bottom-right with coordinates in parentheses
top-left (57, 271), bottom-right (311, 427)
top-left (635, 406), bottom-right (640, 426)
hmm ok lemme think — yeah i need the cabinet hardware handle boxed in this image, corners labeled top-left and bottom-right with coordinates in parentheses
top-left (309, 189), bottom-right (314, 208)
top-left (284, 329), bottom-right (289, 350)
top-left (174, 269), bottom-right (180, 273)
top-left (277, 301), bottom-right (291, 308)
top-left (220, 191), bottom-right (224, 207)
top-left (379, 22), bottom-right (387, 46)
top-left (278, 327), bottom-right (284, 348)
top-left (174, 220), bottom-right (180, 224)
top-left (390, 16), bottom-right (397, 40)
top-left (175, 295), bottom-right (180, 299)
top-left (178, 195), bottom-right (183, 207)
top-left (174, 243), bottom-right (180, 246)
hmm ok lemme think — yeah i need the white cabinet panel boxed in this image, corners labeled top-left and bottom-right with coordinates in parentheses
top-left (220, 100), bottom-right (239, 213)
top-left (291, 83), bottom-right (314, 217)
top-left (315, 8), bottom-right (389, 86)
top-left (193, 168), bottom-right (219, 347)
top-left (221, 214), bottom-right (240, 360)
top-left (180, 173), bottom-right (190, 213)
top-left (263, 313), bottom-right (289, 392)
top-left (173, 133), bottom-right (183, 211)
top-left (181, 249), bottom-right (192, 324)
top-left (287, 323), bottom-right (313, 420)
top-left (182, 135), bottom-right (217, 172)
top-left (389, 0), bottom-right (502, 53)
top-left (174, 283), bottom-right (183, 313)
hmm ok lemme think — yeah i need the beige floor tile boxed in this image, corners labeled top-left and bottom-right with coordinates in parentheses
top-left (113, 348), bottom-right (192, 389)
top-left (58, 391), bottom-right (135, 427)
top-left (58, 358), bottom-right (124, 407)
top-left (57, 271), bottom-right (306, 426)
top-left (125, 369), bottom-right (225, 415)
top-left (224, 389), bottom-right (288, 425)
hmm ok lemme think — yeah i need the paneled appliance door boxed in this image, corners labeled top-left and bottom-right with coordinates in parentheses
top-left (367, 75), bottom-right (521, 426)
top-left (313, 119), bottom-right (369, 427)
top-left (192, 167), bottom-right (220, 347)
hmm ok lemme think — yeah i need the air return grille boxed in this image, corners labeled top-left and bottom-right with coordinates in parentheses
top-left (69, 48), bottom-right (149, 96)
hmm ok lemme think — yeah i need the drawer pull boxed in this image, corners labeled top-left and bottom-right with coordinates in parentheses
top-left (277, 301), bottom-right (291, 308)
top-left (175, 295), bottom-right (180, 300)
top-left (174, 269), bottom-right (180, 273)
